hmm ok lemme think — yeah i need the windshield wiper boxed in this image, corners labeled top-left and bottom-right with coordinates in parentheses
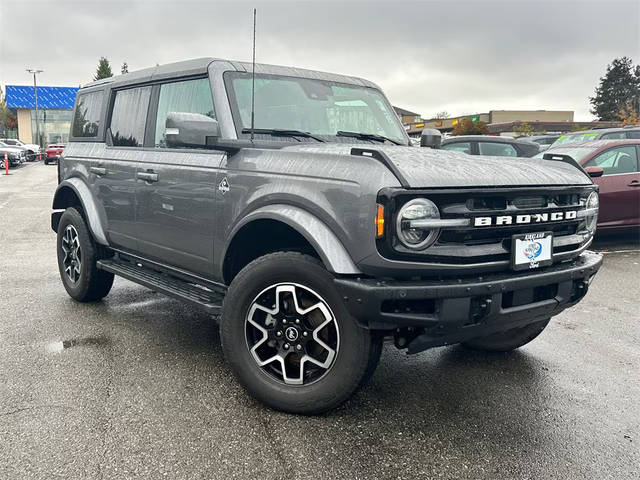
top-left (336, 130), bottom-right (402, 145)
top-left (242, 128), bottom-right (325, 143)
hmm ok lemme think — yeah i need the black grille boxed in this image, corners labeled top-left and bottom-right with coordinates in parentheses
top-left (378, 185), bottom-right (595, 270)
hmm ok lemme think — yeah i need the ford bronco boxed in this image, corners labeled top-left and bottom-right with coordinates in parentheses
top-left (51, 58), bottom-right (602, 414)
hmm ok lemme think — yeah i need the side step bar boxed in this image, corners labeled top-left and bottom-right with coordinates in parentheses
top-left (97, 258), bottom-right (225, 314)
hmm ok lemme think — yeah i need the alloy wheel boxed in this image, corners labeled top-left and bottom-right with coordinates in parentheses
top-left (61, 225), bottom-right (82, 283)
top-left (245, 283), bottom-right (339, 385)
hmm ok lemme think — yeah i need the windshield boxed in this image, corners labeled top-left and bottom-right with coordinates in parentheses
top-left (225, 72), bottom-right (407, 144)
top-left (533, 146), bottom-right (595, 163)
top-left (551, 132), bottom-right (599, 147)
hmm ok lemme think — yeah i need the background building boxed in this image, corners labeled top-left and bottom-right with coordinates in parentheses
top-left (5, 85), bottom-right (78, 145)
top-left (393, 106), bottom-right (422, 126)
top-left (403, 109), bottom-right (622, 137)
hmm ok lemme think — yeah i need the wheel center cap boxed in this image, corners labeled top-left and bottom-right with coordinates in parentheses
top-left (285, 326), bottom-right (299, 342)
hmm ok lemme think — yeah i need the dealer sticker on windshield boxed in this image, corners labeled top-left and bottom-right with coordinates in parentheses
top-left (511, 232), bottom-right (553, 271)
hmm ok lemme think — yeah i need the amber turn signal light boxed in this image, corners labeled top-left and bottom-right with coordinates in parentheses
top-left (376, 204), bottom-right (385, 238)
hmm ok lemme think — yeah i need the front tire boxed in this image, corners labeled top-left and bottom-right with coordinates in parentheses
top-left (462, 318), bottom-right (550, 352)
top-left (56, 207), bottom-right (114, 302)
top-left (221, 252), bottom-right (381, 415)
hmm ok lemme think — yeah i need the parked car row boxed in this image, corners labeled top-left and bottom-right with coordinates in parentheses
top-left (0, 141), bottom-right (66, 169)
top-left (417, 128), bottom-right (640, 232)
top-left (0, 141), bottom-right (28, 168)
top-left (0, 138), bottom-right (42, 161)
top-left (537, 139), bottom-right (640, 231)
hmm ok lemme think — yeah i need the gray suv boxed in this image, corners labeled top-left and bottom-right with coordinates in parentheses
top-left (51, 58), bottom-right (602, 414)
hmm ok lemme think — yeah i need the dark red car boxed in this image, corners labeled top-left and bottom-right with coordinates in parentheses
top-left (539, 140), bottom-right (640, 231)
top-left (44, 144), bottom-right (65, 165)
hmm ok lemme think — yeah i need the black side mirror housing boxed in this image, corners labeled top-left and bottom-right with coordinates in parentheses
top-left (420, 128), bottom-right (442, 148)
top-left (165, 112), bottom-right (220, 149)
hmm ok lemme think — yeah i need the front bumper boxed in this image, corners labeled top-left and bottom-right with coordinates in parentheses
top-left (335, 250), bottom-right (602, 353)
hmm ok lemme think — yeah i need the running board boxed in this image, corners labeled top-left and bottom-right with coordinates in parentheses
top-left (97, 258), bottom-right (225, 314)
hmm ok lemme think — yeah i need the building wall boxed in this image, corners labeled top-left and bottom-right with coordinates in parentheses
top-left (16, 109), bottom-right (33, 143)
top-left (489, 110), bottom-right (574, 123)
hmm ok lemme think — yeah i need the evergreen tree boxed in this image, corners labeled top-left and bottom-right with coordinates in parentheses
top-left (589, 57), bottom-right (640, 121)
top-left (94, 57), bottom-right (113, 81)
top-left (121, 62), bottom-right (129, 75)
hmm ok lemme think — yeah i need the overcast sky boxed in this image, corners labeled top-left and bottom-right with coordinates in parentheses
top-left (1, 0), bottom-right (638, 120)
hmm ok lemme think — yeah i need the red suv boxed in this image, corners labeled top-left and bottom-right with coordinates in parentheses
top-left (45, 144), bottom-right (65, 165)
top-left (539, 140), bottom-right (640, 231)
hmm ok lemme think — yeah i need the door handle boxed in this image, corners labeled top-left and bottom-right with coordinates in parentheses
top-left (137, 171), bottom-right (159, 183)
top-left (628, 180), bottom-right (640, 187)
top-left (90, 166), bottom-right (107, 176)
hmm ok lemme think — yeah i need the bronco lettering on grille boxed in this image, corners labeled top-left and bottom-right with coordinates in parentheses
top-left (473, 210), bottom-right (578, 227)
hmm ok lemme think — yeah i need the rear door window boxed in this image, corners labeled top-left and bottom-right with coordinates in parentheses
top-left (109, 86), bottom-right (151, 147)
top-left (441, 142), bottom-right (471, 154)
top-left (154, 78), bottom-right (215, 148)
top-left (478, 141), bottom-right (518, 157)
top-left (72, 91), bottom-right (103, 138)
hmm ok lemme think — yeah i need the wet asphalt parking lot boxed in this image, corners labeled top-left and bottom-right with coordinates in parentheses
top-left (1, 162), bottom-right (639, 479)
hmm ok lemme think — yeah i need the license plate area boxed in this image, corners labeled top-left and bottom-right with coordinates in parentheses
top-left (511, 231), bottom-right (553, 271)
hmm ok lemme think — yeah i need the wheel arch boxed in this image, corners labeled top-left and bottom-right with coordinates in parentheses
top-left (52, 178), bottom-right (108, 245)
top-left (221, 205), bottom-right (361, 285)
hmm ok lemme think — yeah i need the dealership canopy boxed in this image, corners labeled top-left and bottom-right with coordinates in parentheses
top-left (5, 85), bottom-right (78, 109)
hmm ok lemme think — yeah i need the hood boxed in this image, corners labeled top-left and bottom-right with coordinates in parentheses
top-left (282, 143), bottom-right (591, 188)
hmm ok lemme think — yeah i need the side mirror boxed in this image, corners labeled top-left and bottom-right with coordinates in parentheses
top-left (584, 166), bottom-right (604, 178)
top-left (165, 112), bottom-right (219, 149)
top-left (420, 128), bottom-right (442, 148)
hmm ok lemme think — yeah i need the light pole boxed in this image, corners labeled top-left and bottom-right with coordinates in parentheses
top-left (26, 69), bottom-right (43, 147)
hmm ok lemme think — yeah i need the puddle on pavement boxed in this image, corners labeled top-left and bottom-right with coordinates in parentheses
top-left (45, 336), bottom-right (111, 353)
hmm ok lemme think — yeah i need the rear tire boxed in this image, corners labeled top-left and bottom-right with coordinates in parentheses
top-left (221, 252), bottom-right (380, 414)
top-left (56, 207), bottom-right (114, 302)
top-left (462, 318), bottom-right (550, 352)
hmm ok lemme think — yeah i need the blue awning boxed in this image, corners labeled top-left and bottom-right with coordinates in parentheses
top-left (5, 85), bottom-right (79, 110)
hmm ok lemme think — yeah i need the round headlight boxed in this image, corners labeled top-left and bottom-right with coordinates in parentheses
top-left (396, 198), bottom-right (440, 249)
top-left (585, 191), bottom-right (599, 233)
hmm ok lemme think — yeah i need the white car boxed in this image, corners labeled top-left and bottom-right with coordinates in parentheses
top-left (0, 138), bottom-right (41, 160)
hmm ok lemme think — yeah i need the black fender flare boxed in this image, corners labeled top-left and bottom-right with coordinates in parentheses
top-left (223, 204), bottom-right (361, 275)
top-left (52, 178), bottom-right (108, 245)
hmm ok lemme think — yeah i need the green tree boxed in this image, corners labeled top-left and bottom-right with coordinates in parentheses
top-left (121, 62), bottom-right (129, 74)
top-left (589, 57), bottom-right (640, 120)
top-left (452, 118), bottom-right (488, 136)
top-left (94, 57), bottom-right (113, 81)
top-left (0, 87), bottom-right (17, 131)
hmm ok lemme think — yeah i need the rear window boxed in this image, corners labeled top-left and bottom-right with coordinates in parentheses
top-left (441, 141), bottom-right (471, 154)
top-left (478, 141), bottom-right (518, 157)
top-left (552, 132), bottom-right (599, 147)
top-left (600, 131), bottom-right (626, 140)
top-left (109, 86), bottom-right (151, 147)
top-left (72, 91), bottom-right (103, 138)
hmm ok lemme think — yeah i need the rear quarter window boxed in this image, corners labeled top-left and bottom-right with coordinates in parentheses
top-left (72, 91), bottom-right (104, 138)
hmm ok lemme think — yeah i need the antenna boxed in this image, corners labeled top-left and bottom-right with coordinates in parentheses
top-left (250, 8), bottom-right (257, 143)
